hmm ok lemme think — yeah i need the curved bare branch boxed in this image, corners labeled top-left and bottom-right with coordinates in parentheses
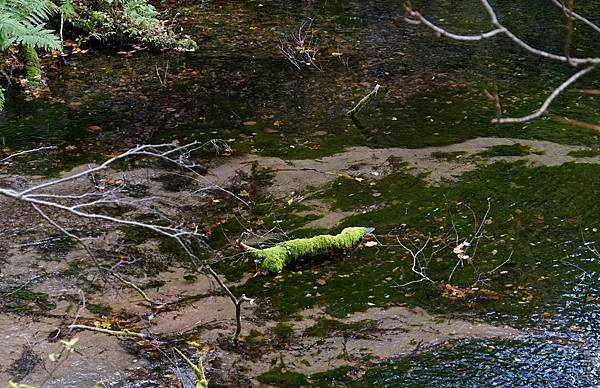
top-left (405, 0), bottom-right (600, 124)
top-left (551, 0), bottom-right (600, 35)
top-left (406, 0), bottom-right (600, 66)
top-left (0, 140), bottom-right (253, 341)
top-left (494, 65), bottom-right (596, 123)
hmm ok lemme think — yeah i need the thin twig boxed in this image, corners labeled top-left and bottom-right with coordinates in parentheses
top-left (68, 324), bottom-right (150, 339)
top-left (346, 84), bottom-right (381, 117)
top-left (493, 65), bottom-right (596, 123)
top-left (551, 0), bottom-right (600, 35)
top-left (1, 146), bottom-right (57, 163)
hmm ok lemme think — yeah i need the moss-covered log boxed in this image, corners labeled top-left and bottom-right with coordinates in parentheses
top-left (22, 44), bottom-right (42, 85)
top-left (242, 227), bottom-right (372, 273)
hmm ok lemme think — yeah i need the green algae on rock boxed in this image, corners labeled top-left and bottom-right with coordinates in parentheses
top-left (242, 227), bottom-right (372, 273)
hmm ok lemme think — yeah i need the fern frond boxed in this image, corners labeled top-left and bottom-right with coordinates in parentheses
top-left (6, 0), bottom-right (57, 25)
top-left (58, 0), bottom-right (75, 20)
top-left (0, 0), bottom-right (60, 50)
top-left (13, 26), bottom-right (60, 50)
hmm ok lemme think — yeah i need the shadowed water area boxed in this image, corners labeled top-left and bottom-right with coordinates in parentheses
top-left (1, 0), bottom-right (600, 386)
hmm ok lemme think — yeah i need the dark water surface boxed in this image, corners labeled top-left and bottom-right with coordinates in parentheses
top-left (2, 0), bottom-right (600, 386)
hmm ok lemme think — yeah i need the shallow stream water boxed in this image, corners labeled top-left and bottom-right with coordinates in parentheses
top-left (2, 0), bottom-right (600, 386)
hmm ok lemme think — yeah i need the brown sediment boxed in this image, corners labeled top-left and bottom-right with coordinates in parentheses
top-left (0, 137), bottom-right (577, 386)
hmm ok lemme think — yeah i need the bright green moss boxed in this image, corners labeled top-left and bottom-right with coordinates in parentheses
top-left (242, 227), bottom-right (371, 272)
top-left (22, 44), bottom-right (41, 84)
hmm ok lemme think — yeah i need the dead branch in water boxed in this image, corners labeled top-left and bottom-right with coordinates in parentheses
top-left (68, 324), bottom-right (150, 339)
top-left (1, 145), bottom-right (57, 163)
top-left (175, 347), bottom-right (209, 388)
top-left (0, 140), bottom-right (253, 343)
top-left (279, 18), bottom-right (323, 71)
top-left (393, 199), bottom-right (512, 289)
top-left (347, 84), bottom-right (381, 118)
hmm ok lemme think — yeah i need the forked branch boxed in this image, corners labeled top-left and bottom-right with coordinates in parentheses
top-left (0, 140), bottom-right (253, 343)
top-left (405, 0), bottom-right (600, 124)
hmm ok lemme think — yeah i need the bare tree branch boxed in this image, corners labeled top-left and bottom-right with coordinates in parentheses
top-left (551, 0), bottom-right (600, 35)
top-left (404, 6), bottom-right (505, 41)
top-left (1, 146), bottom-right (57, 163)
top-left (405, 0), bottom-right (600, 123)
top-left (494, 65), bottom-right (596, 123)
top-left (0, 140), bottom-right (254, 342)
top-left (395, 235), bottom-right (434, 287)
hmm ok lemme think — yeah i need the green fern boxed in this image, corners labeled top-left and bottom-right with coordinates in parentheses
top-left (58, 0), bottom-right (75, 20)
top-left (0, 0), bottom-right (61, 50)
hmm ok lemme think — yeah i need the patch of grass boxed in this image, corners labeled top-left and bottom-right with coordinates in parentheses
top-left (1, 288), bottom-right (55, 314)
top-left (245, 328), bottom-right (263, 339)
top-left (120, 225), bottom-right (158, 245)
top-left (257, 363), bottom-right (358, 387)
top-left (60, 259), bottom-right (84, 276)
top-left (303, 318), bottom-right (342, 337)
top-left (271, 322), bottom-right (294, 343)
top-left (243, 328), bottom-right (267, 347)
top-left (183, 273), bottom-right (198, 283)
top-left (475, 143), bottom-right (540, 157)
top-left (430, 151), bottom-right (468, 160)
top-left (310, 366), bottom-right (354, 386)
top-left (87, 302), bottom-right (113, 316)
top-left (303, 318), bottom-right (377, 337)
top-left (568, 148), bottom-right (600, 158)
top-left (257, 363), bottom-right (310, 386)
top-left (141, 279), bottom-right (166, 289)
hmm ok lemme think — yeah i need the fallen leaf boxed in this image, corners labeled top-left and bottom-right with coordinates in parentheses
top-left (60, 337), bottom-right (79, 352)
